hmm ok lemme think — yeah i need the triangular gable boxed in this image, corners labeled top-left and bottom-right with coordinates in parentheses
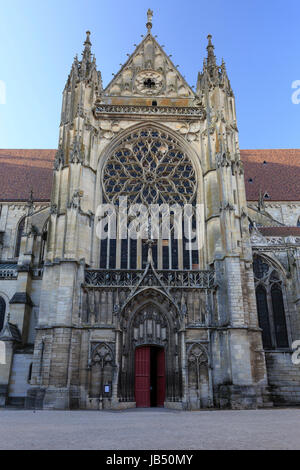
top-left (104, 34), bottom-right (195, 99)
top-left (0, 322), bottom-right (22, 342)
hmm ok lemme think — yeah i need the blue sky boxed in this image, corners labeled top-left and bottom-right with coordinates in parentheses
top-left (0, 0), bottom-right (299, 149)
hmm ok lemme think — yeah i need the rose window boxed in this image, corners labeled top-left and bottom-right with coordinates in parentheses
top-left (102, 128), bottom-right (196, 205)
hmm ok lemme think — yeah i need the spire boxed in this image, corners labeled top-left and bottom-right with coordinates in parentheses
top-left (84, 30), bottom-right (92, 47)
top-left (64, 29), bottom-right (102, 100)
top-left (146, 8), bottom-right (153, 34)
top-left (206, 34), bottom-right (216, 68)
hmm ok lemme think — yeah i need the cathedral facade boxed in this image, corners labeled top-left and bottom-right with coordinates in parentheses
top-left (1, 13), bottom-right (300, 410)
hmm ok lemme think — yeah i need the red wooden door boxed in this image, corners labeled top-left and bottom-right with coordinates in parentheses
top-left (156, 348), bottom-right (166, 407)
top-left (135, 346), bottom-right (150, 407)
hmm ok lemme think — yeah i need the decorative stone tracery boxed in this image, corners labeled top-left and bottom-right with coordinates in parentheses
top-left (253, 255), bottom-right (289, 349)
top-left (102, 127), bottom-right (196, 206)
top-left (89, 343), bottom-right (114, 399)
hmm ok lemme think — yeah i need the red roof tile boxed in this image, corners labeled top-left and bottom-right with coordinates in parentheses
top-left (0, 148), bottom-right (300, 202)
top-left (241, 149), bottom-right (300, 201)
top-left (0, 149), bottom-right (55, 201)
top-left (259, 226), bottom-right (300, 236)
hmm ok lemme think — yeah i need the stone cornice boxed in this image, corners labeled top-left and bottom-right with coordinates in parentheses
top-left (93, 104), bottom-right (206, 121)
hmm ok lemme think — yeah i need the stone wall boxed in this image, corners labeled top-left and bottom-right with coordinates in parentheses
top-left (265, 352), bottom-right (300, 405)
top-left (265, 202), bottom-right (300, 226)
top-left (8, 352), bottom-right (33, 406)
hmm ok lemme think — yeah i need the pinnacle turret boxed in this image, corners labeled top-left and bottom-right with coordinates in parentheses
top-left (82, 30), bottom-right (92, 63)
top-left (60, 30), bottom-right (102, 128)
top-left (64, 30), bottom-right (102, 93)
top-left (196, 35), bottom-right (233, 96)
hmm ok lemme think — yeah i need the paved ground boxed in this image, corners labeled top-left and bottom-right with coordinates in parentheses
top-left (0, 408), bottom-right (300, 450)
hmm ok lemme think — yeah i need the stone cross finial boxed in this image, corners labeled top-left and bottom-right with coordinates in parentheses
top-left (146, 8), bottom-right (153, 32)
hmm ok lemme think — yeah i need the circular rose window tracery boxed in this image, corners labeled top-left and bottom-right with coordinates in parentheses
top-left (102, 128), bottom-right (196, 205)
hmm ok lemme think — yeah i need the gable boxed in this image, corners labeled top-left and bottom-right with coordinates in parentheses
top-left (103, 34), bottom-right (195, 100)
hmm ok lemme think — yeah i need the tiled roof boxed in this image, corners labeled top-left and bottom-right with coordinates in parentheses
top-left (0, 149), bottom-right (55, 201)
top-left (258, 226), bottom-right (300, 237)
top-left (0, 148), bottom-right (299, 202)
top-left (241, 149), bottom-right (300, 201)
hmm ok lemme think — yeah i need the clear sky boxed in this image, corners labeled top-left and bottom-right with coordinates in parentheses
top-left (0, 0), bottom-right (299, 149)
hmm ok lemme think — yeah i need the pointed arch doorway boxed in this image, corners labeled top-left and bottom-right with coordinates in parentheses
top-left (135, 345), bottom-right (166, 408)
top-left (119, 293), bottom-right (182, 406)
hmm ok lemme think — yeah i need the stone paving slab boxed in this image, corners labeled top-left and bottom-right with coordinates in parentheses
top-left (0, 408), bottom-right (300, 450)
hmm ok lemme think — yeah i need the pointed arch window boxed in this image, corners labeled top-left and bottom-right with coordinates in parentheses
top-left (253, 255), bottom-right (289, 349)
top-left (271, 284), bottom-right (289, 348)
top-left (297, 217), bottom-right (300, 227)
top-left (255, 286), bottom-right (272, 349)
top-left (100, 126), bottom-right (199, 271)
top-left (0, 296), bottom-right (6, 332)
top-left (15, 216), bottom-right (25, 258)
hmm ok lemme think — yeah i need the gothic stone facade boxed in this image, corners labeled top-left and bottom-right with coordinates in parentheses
top-left (1, 19), bottom-right (300, 410)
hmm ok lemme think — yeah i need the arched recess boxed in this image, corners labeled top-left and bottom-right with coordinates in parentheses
top-left (39, 217), bottom-right (50, 266)
top-left (253, 254), bottom-right (289, 349)
top-left (187, 343), bottom-right (213, 409)
top-left (117, 288), bottom-right (183, 404)
top-left (93, 121), bottom-right (206, 271)
top-left (0, 296), bottom-right (6, 331)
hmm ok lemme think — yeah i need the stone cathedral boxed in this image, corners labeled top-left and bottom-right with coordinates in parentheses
top-left (1, 11), bottom-right (300, 410)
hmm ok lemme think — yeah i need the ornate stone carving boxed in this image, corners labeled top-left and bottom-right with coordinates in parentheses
top-left (132, 306), bottom-right (168, 348)
top-left (98, 119), bottom-right (131, 140)
top-left (216, 151), bottom-right (231, 168)
top-left (84, 269), bottom-right (215, 290)
top-left (50, 204), bottom-right (58, 215)
top-left (68, 190), bottom-right (83, 210)
top-left (90, 342), bottom-right (114, 368)
top-left (70, 137), bottom-right (84, 164)
top-left (134, 70), bottom-right (164, 95)
top-left (53, 147), bottom-right (65, 170)
top-left (165, 121), bottom-right (201, 142)
top-left (188, 343), bottom-right (208, 368)
top-left (94, 104), bottom-right (205, 119)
